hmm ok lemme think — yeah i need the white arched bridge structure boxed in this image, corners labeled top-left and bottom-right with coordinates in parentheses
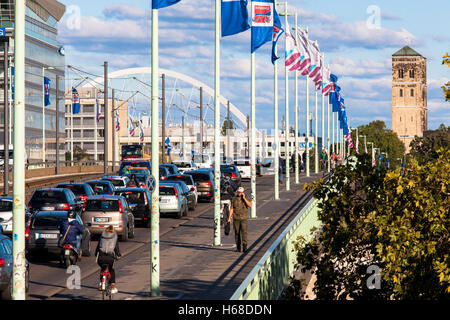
top-left (82, 67), bottom-right (248, 127)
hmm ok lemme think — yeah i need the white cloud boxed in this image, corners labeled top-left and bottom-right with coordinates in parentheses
top-left (330, 56), bottom-right (391, 77)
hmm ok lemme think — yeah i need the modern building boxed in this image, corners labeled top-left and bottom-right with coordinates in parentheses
top-left (0, 0), bottom-right (66, 165)
top-left (392, 46), bottom-right (428, 153)
top-left (64, 87), bottom-right (127, 164)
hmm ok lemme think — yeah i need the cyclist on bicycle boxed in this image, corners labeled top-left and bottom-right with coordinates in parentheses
top-left (95, 225), bottom-right (121, 294)
top-left (220, 176), bottom-right (237, 221)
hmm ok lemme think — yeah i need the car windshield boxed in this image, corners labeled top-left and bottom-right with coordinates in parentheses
top-left (166, 176), bottom-right (193, 185)
top-left (160, 187), bottom-right (176, 196)
top-left (115, 191), bottom-right (145, 204)
top-left (31, 191), bottom-right (67, 204)
top-left (221, 165), bottom-right (236, 173)
top-left (89, 183), bottom-right (109, 194)
top-left (31, 215), bottom-right (66, 230)
top-left (187, 173), bottom-right (210, 182)
top-left (85, 199), bottom-right (119, 211)
top-left (58, 185), bottom-right (86, 196)
top-left (159, 168), bottom-right (168, 176)
top-left (0, 200), bottom-right (12, 212)
top-left (163, 166), bottom-right (176, 174)
top-left (175, 162), bottom-right (191, 168)
top-left (104, 179), bottom-right (125, 187)
top-left (234, 160), bottom-right (250, 166)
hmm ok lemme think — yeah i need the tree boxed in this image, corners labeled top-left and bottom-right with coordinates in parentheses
top-left (409, 124), bottom-right (450, 165)
top-left (351, 120), bottom-right (405, 169)
top-left (221, 119), bottom-right (234, 136)
top-left (285, 150), bottom-right (450, 300)
top-left (65, 146), bottom-right (91, 162)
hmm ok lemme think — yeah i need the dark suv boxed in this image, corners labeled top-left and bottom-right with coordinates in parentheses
top-left (184, 170), bottom-right (215, 202)
top-left (28, 188), bottom-right (84, 214)
top-left (56, 183), bottom-right (95, 203)
top-left (114, 188), bottom-right (152, 228)
top-left (220, 164), bottom-right (242, 187)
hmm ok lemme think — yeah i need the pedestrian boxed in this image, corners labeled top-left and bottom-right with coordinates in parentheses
top-left (228, 187), bottom-right (252, 253)
top-left (330, 152), bottom-right (336, 170)
top-left (320, 148), bottom-right (327, 171)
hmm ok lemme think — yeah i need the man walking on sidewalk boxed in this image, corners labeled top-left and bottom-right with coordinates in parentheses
top-left (228, 187), bottom-right (252, 253)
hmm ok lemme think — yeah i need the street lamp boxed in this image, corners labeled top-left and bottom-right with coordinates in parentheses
top-left (42, 66), bottom-right (54, 166)
top-left (359, 135), bottom-right (367, 153)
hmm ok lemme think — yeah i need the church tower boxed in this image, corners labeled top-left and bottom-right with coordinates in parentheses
top-left (392, 46), bottom-right (428, 153)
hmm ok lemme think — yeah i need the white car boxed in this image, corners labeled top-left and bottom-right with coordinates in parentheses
top-left (193, 154), bottom-right (213, 169)
top-left (173, 160), bottom-right (197, 174)
top-left (165, 174), bottom-right (198, 203)
top-left (233, 159), bottom-right (251, 179)
top-left (101, 176), bottom-right (130, 190)
top-left (261, 158), bottom-right (275, 175)
top-left (0, 197), bottom-right (30, 235)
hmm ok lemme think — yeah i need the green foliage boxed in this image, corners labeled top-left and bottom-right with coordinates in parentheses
top-left (65, 146), bottom-right (91, 162)
top-left (409, 125), bottom-right (450, 165)
top-left (288, 150), bottom-right (450, 300)
top-left (221, 119), bottom-right (234, 136)
top-left (350, 121), bottom-right (405, 169)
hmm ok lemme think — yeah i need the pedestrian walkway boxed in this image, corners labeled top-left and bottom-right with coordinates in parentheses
top-left (52, 173), bottom-right (326, 300)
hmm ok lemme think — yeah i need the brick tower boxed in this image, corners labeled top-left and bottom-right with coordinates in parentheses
top-left (392, 46), bottom-right (428, 153)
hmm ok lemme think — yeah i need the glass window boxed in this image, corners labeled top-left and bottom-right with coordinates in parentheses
top-left (85, 199), bottom-right (119, 211)
top-left (411, 89), bottom-right (414, 97)
top-left (30, 190), bottom-right (67, 203)
top-left (83, 105), bottom-right (94, 114)
top-left (31, 215), bottom-right (65, 230)
top-left (399, 89), bottom-right (403, 97)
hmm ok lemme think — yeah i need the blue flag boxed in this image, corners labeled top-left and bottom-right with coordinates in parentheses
top-left (44, 76), bottom-right (51, 106)
top-left (11, 66), bottom-right (14, 100)
top-left (251, 0), bottom-right (276, 53)
top-left (72, 87), bottom-right (80, 114)
top-left (271, 8), bottom-right (283, 64)
top-left (152, 0), bottom-right (181, 9)
top-left (221, 0), bottom-right (250, 37)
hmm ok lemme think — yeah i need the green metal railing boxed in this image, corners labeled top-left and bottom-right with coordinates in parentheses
top-left (230, 196), bottom-right (321, 300)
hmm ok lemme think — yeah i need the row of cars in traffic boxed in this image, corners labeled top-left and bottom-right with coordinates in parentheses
top-left (0, 156), bottom-right (265, 299)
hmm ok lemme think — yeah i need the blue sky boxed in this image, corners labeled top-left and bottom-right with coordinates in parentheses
top-left (58, 0), bottom-right (450, 134)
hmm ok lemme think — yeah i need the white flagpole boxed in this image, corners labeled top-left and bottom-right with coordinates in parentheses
top-left (94, 89), bottom-right (98, 161)
top-left (294, 12), bottom-right (299, 184)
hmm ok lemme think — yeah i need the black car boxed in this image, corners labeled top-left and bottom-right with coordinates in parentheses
top-left (85, 180), bottom-right (116, 195)
top-left (114, 188), bottom-right (152, 228)
top-left (25, 211), bottom-right (91, 260)
top-left (0, 234), bottom-right (30, 300)
top-left (160, 164), bottom-right (179, 175)
top-left (220, 164), bottom-right (242, 187)
top-left (56, 183), bottom-right (95, 203)
top-left (28, 188), bottom-right (84, 214)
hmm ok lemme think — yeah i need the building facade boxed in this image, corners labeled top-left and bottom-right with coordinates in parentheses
top-left (64, 87), bottom-right (126, 164)
top-left (0, 0), bottom-right (66, 164)
top-left (392, 46), bottom-right (428, 153)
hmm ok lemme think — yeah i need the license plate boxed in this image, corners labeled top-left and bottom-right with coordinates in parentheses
top-left (160, 199), bottom-right (169, 203)
top-left (94, 217), bottom-right (109, 223)
top-left (129, 204), bottom-right (137, 208)
top-left (65, 250), bottom-right (70, 255)
top-left (36, 233), bottom-right (57, 239)
top-left (41, 206), bottom-right (55, 211)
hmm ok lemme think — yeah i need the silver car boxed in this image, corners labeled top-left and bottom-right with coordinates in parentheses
top-left (101, 176), bottom-right (130, 190)
top-left (159, 182), bottom-right (189, 219)
top-left (0, 197), bottom-right (31, 235)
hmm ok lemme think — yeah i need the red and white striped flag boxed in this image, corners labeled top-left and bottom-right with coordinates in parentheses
top-left (115, 111), bottom-right (120, 132)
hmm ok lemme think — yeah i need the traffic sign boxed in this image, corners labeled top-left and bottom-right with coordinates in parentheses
top-left (148, 175), bottom-right (156, 193)
top-left (0, 28), bottom-right (5, 37)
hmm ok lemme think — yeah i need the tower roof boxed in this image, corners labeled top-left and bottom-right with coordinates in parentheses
top-left (393, 46), bottom-right (423, 57)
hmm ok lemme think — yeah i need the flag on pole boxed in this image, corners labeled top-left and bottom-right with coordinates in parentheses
top-left (251, 0), bottom-right (275, 53)
top-left (271, 7), bottom-right (283, 64)
top-left (372, 148), bottom-right (376, 167)
top-left (96, 98), bottom-right (101, 122)
top-left (129, 116), bottom-right (135, 137)
top-left (284, 20), bottom-right (301, 71)
top-left (72, 87), bottom-right (80, 114)
top-left (11, 66), bottom-right (14, 100)
top-left (308, 40), bottom-right (322, 88)
top-left (295, 27), bottom-right (312, 75)
top-left (152, 0), bottom-right (182, 9)
top-left (139, 119), bottom-right (144, 142)
top-left (322, 66), bottom-right (333, 96)
top-left (165, 137), bottom-right (172, 155)
top-left (221, 0), bottom-right (250, 37)
top-left (44, 76), bottom-right (51, 106)
top-left (115, 111), bottom-right (120, 132)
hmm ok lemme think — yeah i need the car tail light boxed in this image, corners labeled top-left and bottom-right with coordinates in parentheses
top-left (82, 201), bottom-right (87, 212)
top-left (161, 176), bottom-right (166, 180)
top-left (79, 195), bottom-right (88, 201)
top-left (210, 164), bottom-right (213, 168)
top-left (232, 173), bottom-right (237, 178)
top-left (118, 201), bottom-right (124, 214)
top-left (25, 218), bottom-right (31, 240)
top-left (62, 203), bottom-right (70, 210)
top-left (64, 244), bottom-right (72, 249)
top-left (0, 258), bottom-right (4, 267)
top-left (174, 187), bottom-right (178, 199)
top-left (28, 205), bottom-right (32, 210)
top-left (207, 181), bottom-right (212, 186)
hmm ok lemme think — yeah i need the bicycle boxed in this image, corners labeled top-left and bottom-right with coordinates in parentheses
top-left (100, 264), bottom-right (113, 300)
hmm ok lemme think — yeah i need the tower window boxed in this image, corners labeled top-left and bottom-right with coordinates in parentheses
top-left (411, 89), bottom-right (414, 97)
top-left (398, 69), bottom-right (404, 79)
top-left (400, 116), bottom-right (402, 122)
top-left (399, 89), bottom-right (403, 97)
top-left (411, 116), bottom-right (413, 122)
top-left (409, 70), bottom-right (415, 79)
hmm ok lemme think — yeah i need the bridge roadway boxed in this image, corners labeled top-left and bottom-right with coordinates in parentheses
top-left (26, 173), bottom-right (324, 300)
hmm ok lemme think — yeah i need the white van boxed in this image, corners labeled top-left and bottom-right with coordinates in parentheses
top-left (233, 158), bottom-right (251, 179)
top-left (193, 154), bottom-right (213, 169)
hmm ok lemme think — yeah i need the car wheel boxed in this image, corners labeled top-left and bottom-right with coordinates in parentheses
top-left (82, 238), bottom-right (91, 257)
top-left (129, 223), bottom-right (135, 239)
top-left (26, 266), bottom-right (30, 293)
top-left (145, 218), bottom-right (151, 228)
top-left (1, 278), bottom-right (13, 300)
top-left (121, 227), bottom-right (129, 242)
top-left (183, 206), bottom-right (188, 217)
top-left (176, 208), bottom-right (183, 219)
